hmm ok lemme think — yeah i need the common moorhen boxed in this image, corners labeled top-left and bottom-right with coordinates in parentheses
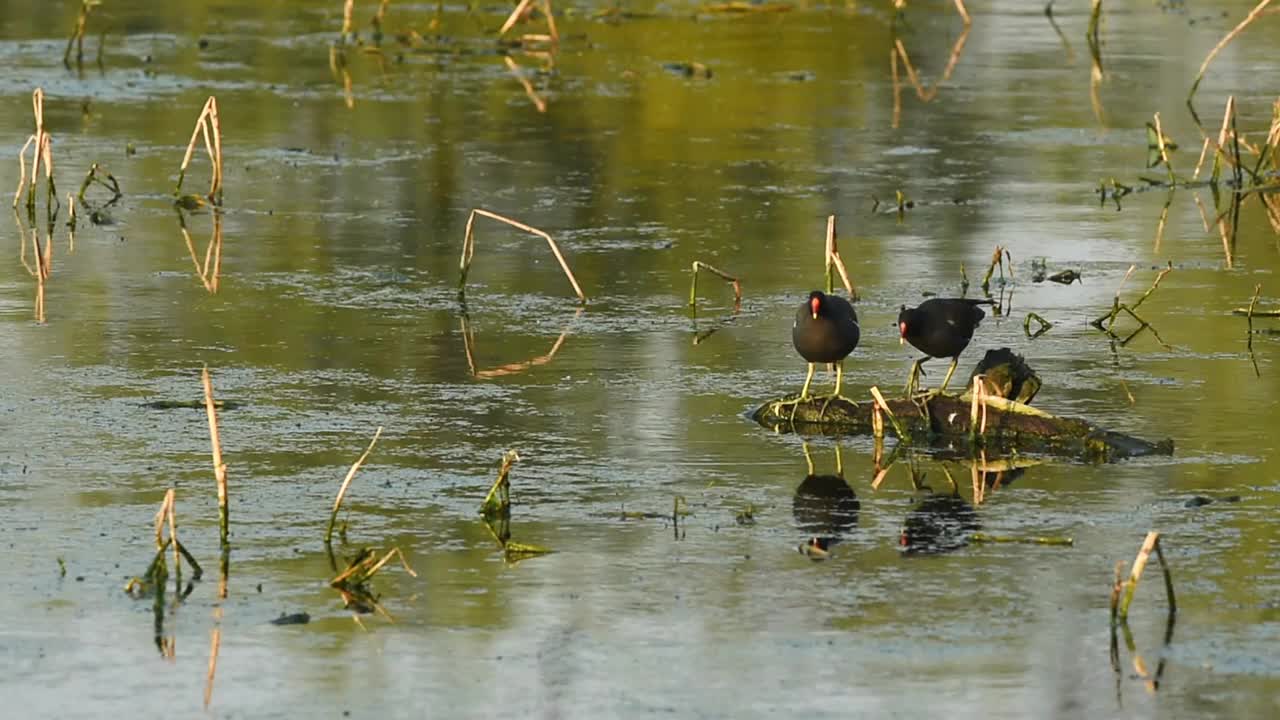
top-left (897, 298), bottom-right (991, 393)
top-left (792, 290), bottom-right (860, 399)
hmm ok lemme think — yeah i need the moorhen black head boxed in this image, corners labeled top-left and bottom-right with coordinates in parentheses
top-left (897, 297), bottom-right (990, 393)
top-left (792, 290), bottom-right (860, 399)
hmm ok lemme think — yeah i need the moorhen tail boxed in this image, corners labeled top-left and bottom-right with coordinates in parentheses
top-left (792, 290), bottom-right (860, 399)
top-left (897, 297), bottom-right (990, 393)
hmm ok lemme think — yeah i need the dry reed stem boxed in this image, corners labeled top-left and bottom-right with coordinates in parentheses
top-left (503, 56), bottom-right (547, 113)
top-left (1192, 137), bottom-right (1211, 180)
top-left (500, 0), bottom-right (536, 36)
top-left (953, 0), bottom-right (970, 24)
top-left (342, 0), bottom-right (355, 37)
top-left (154, 489), bottom-right (182, 579)
top-left (63, 1), bottom-right (100, 68)
top-left (1129, 262), bottom-right (1173, 313)
top-left (1261, 193), bottom-right (1280, 235)
top-left (1153, 112), bottom-right (1175, 183)
top-left (1213, 96), bottom-right (1237, 183)
top-left (1246, 283), bottom-right (1262, 344)
top-left (177, 97), bottom-right (223, 204)
top-left (459, 208), bottom-right (585, 303)
top-left (1152, 197), bottom-right (1172, 251)
top-left (968, 375), bottom-right (989, 437)
top-left (330, 547), bottom-right (418, 586)
top-left (824, 215), bottom-right (856, 299)
top-left (202, 365), bottom-right (229, 549)
top-left (1189, 0), bottom-right (1274, 103)
top-left (1115, 531), bottom-right (1159, 620)
top-left (372, 0), bottom-right (392, 32)
top-left (500, 0), bottom-right (559, 43)
top-left (689, 260), bottom-right (742, 309)
top-left (868, 386), bottom-right (908, 441)
top-left (1115, 531), bottom-right (1175, 622)
top-left (325, 426), bottom-right (385, 544)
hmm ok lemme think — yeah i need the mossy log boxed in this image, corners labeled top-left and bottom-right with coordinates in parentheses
top-left (752, 393), bottom-right (1173, 463)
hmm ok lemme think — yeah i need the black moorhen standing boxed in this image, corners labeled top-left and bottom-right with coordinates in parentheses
top-left (792, 290), bottom-right (860, 400)
top-left (897, 298), bottom-right (991, 393)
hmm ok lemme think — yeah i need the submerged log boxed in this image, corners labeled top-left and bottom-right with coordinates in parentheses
top-left (754, 349), bottom-right (1172, 463)
top-left (753, 393), bottom-right (1171, 462)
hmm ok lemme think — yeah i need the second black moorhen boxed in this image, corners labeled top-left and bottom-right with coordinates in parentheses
top-left (792, 290), bottom-right (861, 399)
top-left (898, 298), bottom-right (991, 393)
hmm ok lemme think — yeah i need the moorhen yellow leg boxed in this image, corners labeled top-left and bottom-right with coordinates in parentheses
top-left (938, 357), bottom-right (960, 393)
top-left (904, 357), bottom-right (929, 396)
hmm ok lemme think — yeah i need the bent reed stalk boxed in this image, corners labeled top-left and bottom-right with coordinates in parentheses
top-left (325, 426), bottom-right (385, 544)
top-left (458, 208), bottom-right (585, 303)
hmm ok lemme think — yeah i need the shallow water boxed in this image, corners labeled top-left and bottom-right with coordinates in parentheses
top-left (2, 1), bottom-right (1279, 717)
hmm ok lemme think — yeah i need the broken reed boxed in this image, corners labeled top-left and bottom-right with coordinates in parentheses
top-left (77, 162), bottom-right (121, 204)
top-left (176, 97), bottom-right (223, 206)
top-left (325, 426), bottom-right (384, 544)
top-left (1188, 0), bottom-right (1274, 108)
top-left (480, 449), bottom-right (520, 517)
top-left (500, 0), bottom-right (559, 45)
top-left (63, 0), bottom-right (101, 69)
top-left (688, 260), bottom-right (742, 310)
top-left (1111, 531), bottom-right (1176, 623)
top-left (980, 245), bottom-right (1012, 293)
top-left (202, 365), bottom-right (230, 549)
top-left (13, 88), bottom-right (58, 221)
top-left (458, 208), bottom-right (585, 303)
top-left (824, 214), bottom-right (857, 299)
top-left (1092, 262), bottom-right (1173, 345)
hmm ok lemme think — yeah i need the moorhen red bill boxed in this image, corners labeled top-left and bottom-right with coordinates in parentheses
top-left (897, 297), bottom-right (991, 393)
top-left (792, 290), bottom-right (860, 399)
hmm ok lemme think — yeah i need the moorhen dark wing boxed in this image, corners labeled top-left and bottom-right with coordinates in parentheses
top-left (901, 298), bottom-right (988, 360)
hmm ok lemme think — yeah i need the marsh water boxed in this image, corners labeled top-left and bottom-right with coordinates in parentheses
top-left (2, 1), bottom-right (1279, 717)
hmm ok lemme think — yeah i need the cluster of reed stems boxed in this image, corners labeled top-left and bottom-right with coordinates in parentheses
top-left (175, 97), bottom-right (223, 206)
top-left (13, 88), bottom-right (58, 222)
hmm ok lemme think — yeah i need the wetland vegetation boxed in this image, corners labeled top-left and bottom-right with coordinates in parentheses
top-left (1, 0), bottom-right (1279, 717)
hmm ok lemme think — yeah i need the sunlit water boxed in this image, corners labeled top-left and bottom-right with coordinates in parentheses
top-left (1, 1), bottom-right (1279, 717)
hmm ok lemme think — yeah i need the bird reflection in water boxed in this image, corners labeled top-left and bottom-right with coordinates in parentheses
top-left (899, 465), bottom-right (979, 556)
top-left (794, 441), bottom-right (860, 560)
